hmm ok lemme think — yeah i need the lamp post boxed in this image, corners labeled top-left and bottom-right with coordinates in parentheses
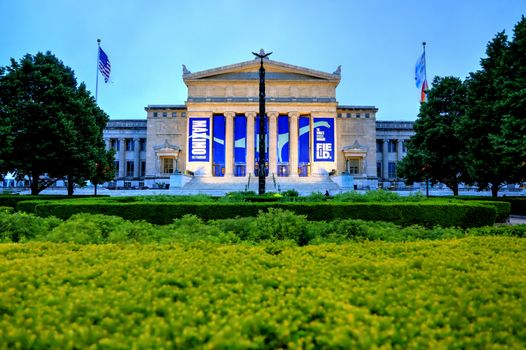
top-left (252, 49), bottom-right (272, 195)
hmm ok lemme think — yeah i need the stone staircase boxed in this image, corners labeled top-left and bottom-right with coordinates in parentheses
top-left (173, 174), bottom-right (342, 196)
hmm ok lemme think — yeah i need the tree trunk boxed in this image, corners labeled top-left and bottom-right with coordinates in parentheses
top-left (67, 175), bottom-right (74, 196)
top-left (491, 183), bottom-right (499, 198)
top-left (30, 181), bottom-right (40, 195)
top-left (94, 183), bottom-right (98, 196)
top-left (30, 174), bottom-right (40, 195)
top-left (450, 181), bottom-right (459, 196)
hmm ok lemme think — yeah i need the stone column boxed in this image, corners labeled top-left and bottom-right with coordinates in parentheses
top-left (382, 139), bottom-right (389, 180)
top-left (268, 112), bottom-right (278, 176)
top-left (119, 138), bottom-right (126, 178)
top-left (288, 112), bottom-right (299, 177)
top-left (105, 138), bottom-right (111, 151)
top-left (224, 112), bottom-right (235, 176)
top-left (246, 112), bottom-right (256, 176)
top-left (133, 138), bottom-right (141, 178)
top-left (397, 139), bottom-right (404, 162)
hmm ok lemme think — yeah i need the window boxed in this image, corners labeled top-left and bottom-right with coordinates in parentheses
top-left (172, 112), bottom-right (177, 118)
top-left (388, 140), bottom-right (397, 153)
top-left (114, 161), bottom-right (119, 176)
top-left (126, 139), bottom-right (134, 151)
top-left (365, 113), bottom-right (370, 118)
top-left (111, 139), bottom-right (119, 151)
top-left (356, 113), bottom-right (361, 118)
top-left (153, 112), bottom-right (158, 118)
top-left (346, 113), bottom-right (351, 118)
top-left (162, 158), bottom-right (174, 174)
top-left (377, 162), bottom-right (382, 178)
top-left (124, 181), bottom-right (132, 188)
top-left (348, 159), bottom-right (360, 174)
top-left (337, 113), bottom-right (342, 118)
top-left (181, 112), bottom-right (186, 118)
top-left (376, 140), bottom-right (383, 153)
top-left (126, 161), bottom-right (134, 177)
top-left (388, 162), bottom-right (397, 178)
top-left (141, 161), bottom-right (146, 177)
top-left (162, 112), bottom-right (167, 118)
top-left (140, 139), bottom-right (146, 152)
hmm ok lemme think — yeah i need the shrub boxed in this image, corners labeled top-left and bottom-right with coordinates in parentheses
top-left (247, 209), bottom-right (311, 245)
top-left (0, 211), bottom-right (61, 242)
top-left (136, 194), bottom-right (215, 203)
top-left (33, 201), bottom-right (496, 228)
top-left (468, 224), bottom-right (526, 238)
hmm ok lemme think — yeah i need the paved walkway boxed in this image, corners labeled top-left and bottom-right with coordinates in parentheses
top-left (510, 216), bottom-right (526, 225)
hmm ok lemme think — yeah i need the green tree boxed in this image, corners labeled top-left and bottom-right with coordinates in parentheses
top-left (461, 32), bottom-right (513, 197)
top-left (460, 16), bottom-right (526, 197)
top-left (0, 52), bottom-right (110, 195)
top-left (397, 76), bottom-right (469, 196)
top-left (60, 83), bottom-right (113, 195)
top-left (90, 147), bottom-right (116, 196)
top-left (498, 16), bottom-right (526, 189)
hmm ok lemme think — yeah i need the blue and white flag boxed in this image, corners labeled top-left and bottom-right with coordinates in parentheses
top-left (415, 52), bottom-right (426, 89)
top-left (98, 47), bottom-right (111, 83)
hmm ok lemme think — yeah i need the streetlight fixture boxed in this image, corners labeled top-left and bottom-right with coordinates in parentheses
top-left (252, 49), bottom-right (272, 195)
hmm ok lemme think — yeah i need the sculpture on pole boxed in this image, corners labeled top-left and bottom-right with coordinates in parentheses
top-left (252, 49), bottom-right (272, 195)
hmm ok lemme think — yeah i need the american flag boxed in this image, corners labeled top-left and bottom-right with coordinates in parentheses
top-left (98, 47), bottom-right (111, 83)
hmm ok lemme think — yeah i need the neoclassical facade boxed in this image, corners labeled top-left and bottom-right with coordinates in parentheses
top-left (102, 57), bottom-right (415, 191)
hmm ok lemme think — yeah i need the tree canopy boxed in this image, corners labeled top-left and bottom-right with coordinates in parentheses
top-left (397, 76), bottom-right (469, 196)
top-left (399, 16), bottom-right (526, 197)
top-left (0, 51), bottom-right (113, 195)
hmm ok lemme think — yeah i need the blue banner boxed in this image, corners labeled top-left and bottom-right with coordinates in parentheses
top-left (277, 115), bottom-right (289, 164)
top-left (234, 115), bottom-right (246, 164)
top-left (254, 115), bottom-right (269, 167)
top-left (188, 117), bottom-right (210, 162)
top-left (298, 116), bottom-right (310, 164)
top-left (213, 115), bottom-right (225, 176)
top-left (313, 117), bottom-right (334, 162)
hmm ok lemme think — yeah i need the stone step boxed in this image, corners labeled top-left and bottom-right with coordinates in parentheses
top-left (181, 175), bottom-right (341, 195)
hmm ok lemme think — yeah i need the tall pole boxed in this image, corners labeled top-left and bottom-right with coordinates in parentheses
top-left (96, 38), bottom-right (101, 102)
top-left (252, 49), bottom-right (272, 195)
top-left (422, 41), bottom-right (427, 81)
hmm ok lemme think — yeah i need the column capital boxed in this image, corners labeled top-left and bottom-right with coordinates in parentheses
top-left (224, 111), bottom-right (235, 118)
top-left (267, 111), bottom-right (279, 119)
top-left (288, 111), bottom-right (300, 118)
top-left (245, 111), bottom-right (257, 118)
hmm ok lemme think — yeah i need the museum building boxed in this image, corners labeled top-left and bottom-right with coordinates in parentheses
top-left (103, 57), bottom-right (415, 192)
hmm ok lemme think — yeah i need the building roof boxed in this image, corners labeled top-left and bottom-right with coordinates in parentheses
top-left (144, 105), bottom-right (186, 111)
top-left (375, 121), bottom-right (415, 130)
top-left (337, 105), bottom-right (379, 111)
top-left (182, 58), bottom-right (341, 84)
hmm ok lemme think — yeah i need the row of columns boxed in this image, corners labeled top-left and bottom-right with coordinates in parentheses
top-left (379, 138), bottom-right (406, 179)
top-left (220, 111), bottom-right (301, 177)
top-left (105, 138), bottom-right (143, 179)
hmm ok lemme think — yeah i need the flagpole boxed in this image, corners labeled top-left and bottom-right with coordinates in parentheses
top-left (96, 38), bottom-right (101, 102)
top-left (422, 41), bottom-right (427, 81)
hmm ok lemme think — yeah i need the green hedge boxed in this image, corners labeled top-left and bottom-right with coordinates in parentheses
top-left (0, 194), bottom-right (109, 210)
top-left (443, 196), bottom-right (523, 217)
top-left (33, 201), bottom-right (496, 228)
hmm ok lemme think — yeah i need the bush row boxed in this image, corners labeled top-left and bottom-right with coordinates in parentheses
top-left (1, 238), bottom-right (525, 349)
top-left (439, 195), bottom-right (526, 216)
top-left (0, 194), bottom-right (107, 209)
top-left (1, 209), bottom-right (524, 245)
top-left (26, 200), bottom-right (497, 227)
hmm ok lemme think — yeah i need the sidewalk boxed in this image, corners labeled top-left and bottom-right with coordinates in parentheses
top-left (510, 216), bottom-right (526, 225)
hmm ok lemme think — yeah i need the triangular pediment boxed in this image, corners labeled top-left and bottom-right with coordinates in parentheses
top-left (183, 59), bottom-right (341, 83)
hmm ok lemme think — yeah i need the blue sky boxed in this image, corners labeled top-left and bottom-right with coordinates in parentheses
top-left (1, 0), bottom-right (524, 120)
